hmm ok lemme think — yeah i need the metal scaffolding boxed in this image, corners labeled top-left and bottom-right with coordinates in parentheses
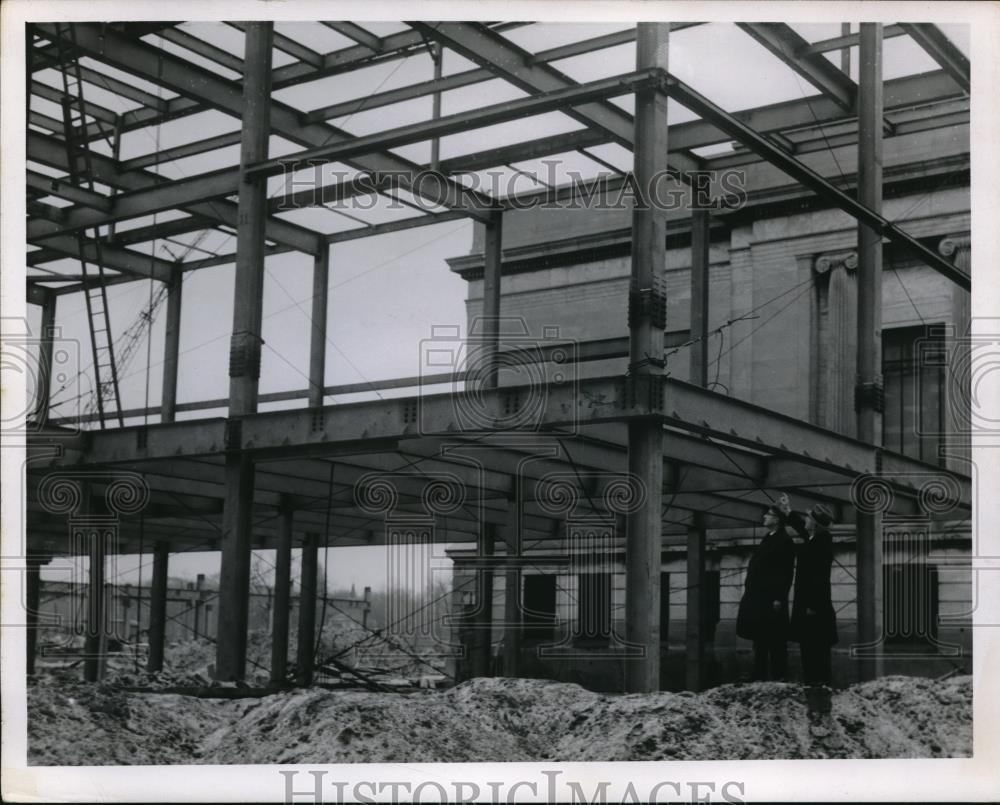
top-left (24, 20), bottom-right (971, 685)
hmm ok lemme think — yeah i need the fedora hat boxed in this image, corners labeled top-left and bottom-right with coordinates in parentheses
top-left (809, 503), bottom-right (834, 528)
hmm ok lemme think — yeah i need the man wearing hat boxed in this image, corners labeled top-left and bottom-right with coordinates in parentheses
top-left (736, 504), bottom-right (796, 681)
top-left (781, 494), bottom-right (839, 688)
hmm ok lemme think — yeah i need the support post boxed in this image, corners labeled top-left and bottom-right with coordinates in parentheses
top-left (296, 532), bottom-right (319, 686)
top-left (26, 558), bottom-right (46, 676)
top-left (502, 495), bottom-right (521, 677)
top-left (146, 541), bottom-right (169, 672)
top-left (271, 507), bottom-right (293, 685)
top-left (685, 516), bottom-right (707, 691)
top-left (308, 247), bottom-right (329, 410)
top-left (430, 43), bottom-right (443, 172)
top-left (481, 211), bottom-right (503, 388)
top-left (939, 235), bottom-right (972, 471)
top-left (689, 208), bottom-right (710, 387)
top-left (34, 291), bottom-right (56, 424)
top-left (160, 272), bottom-right (182, 423)
top-left (216, 21), bottom-right (273, 681)
top-left (471, 524), bottom-right (496, 678)
top-left (855, 22), bottom-right (885, 682)
top-left (624, 22), bottom-right (669, 694)
top-left (83, 518), bottom-right (107, 682)
top-left (685, 207), bottom-right (710, 691)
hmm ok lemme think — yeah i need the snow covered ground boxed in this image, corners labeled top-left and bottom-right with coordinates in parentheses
top-left (28, 674), bottom-right (970, 764)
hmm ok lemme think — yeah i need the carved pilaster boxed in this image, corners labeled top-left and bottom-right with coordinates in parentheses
top-left (813, 251), bottom-right (859, 437)
top-left (939, 234), bottom-right (971, 470)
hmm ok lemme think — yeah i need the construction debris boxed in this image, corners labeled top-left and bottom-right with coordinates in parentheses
top-left (28, 674), bottom-right (971, 765)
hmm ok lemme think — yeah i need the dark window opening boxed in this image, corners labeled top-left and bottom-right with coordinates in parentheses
top-left (523, 574), bottom-right (556, 641)
top-left (884, 563), bottom-right (939, 644)
top-left (883, 324), bottom-right (945, 465)
top-left (576, 572), bottom-right (611, 643)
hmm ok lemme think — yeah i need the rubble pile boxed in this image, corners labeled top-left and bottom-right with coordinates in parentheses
top-left (27, 680), bottom-right (251, 765)
top-left (27, 674), bottom-right (971, 765)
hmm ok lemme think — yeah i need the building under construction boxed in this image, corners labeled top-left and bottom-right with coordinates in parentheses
top-left (18, 17), bottom-right (975, 724)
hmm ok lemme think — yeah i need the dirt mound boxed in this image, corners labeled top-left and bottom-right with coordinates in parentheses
top-left (28, 675), bottom-right (971, 765)
top-left (28, 680), bottom-right (251, 765)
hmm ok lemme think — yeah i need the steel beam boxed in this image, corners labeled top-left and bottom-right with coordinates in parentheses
top-left (25, 230), bottom-right (175, 284)
top-left (737, 23), bottom-right (856, 110)
top-left (27, 167), bottom-right (242, 241)
top-left (121, 131), bottom-right (242, 172)
top-left (27, 169), bottom-right (112, 211)
top-left (899, 24), bottom-right (970, 94)
top-left (855, 23), bottom-right (885, 682)
top-left (246, 69), bottom-right (666, 181)
top-left (662, 72), bottom-right (970, 290)
top-left (411, 21), bottom-right (699, 176)
top-left (157, 27), bottom-right (245, 73)
top-left (27, 130), bottom-right (320, 254)
top-left (801, 24), bottom-right (905, 55)
top-left (322, 22), bottom-right (382, 52)
top-left (38, 23), bottom-right (493, 223)
top-left (226, 22), bottom-right (323, 68)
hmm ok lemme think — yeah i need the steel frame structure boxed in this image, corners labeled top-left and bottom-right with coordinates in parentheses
top-left (24, 20), bottom-right (971, 689)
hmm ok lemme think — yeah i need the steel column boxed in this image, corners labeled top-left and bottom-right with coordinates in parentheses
top-left (34, 291), bottom-right (57, 423)
top-left (471, 523), bottom-right (496, 678)
top-left (502, 496), bottom-right (521, 677)
top-left (270, 507), bottom-right (293, 685)
top-left (216, 22), bottom-right (272, 682)
top-left (308, 247), bottom-right (329, 410)
top-left (25, 559), bottom-right (45, 676)
top-left (83, 512), bottom-right (107, 682)
top-left (685, 205), bottom-right (710, 691)
top-left (625, 22), bottom-right (669, 694)
top-left (482, 212), bottom-right (503, 389)
top-left (685, 515), bottom-right (707, 691)
top-left (689, 209), bottom-right (710, 387)
top-left (855, 23), bottom-right (885, 682)
top-left (146, 541), bottom-right (169, 672)
top-left (161, 273), bottom-right (182, 423)
top-left (296, 532), bottom-right (319, 685)
top-left (467, 211), bottom-right (504, 678)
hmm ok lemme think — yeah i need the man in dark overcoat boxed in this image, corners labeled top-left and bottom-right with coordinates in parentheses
top-left (782, 497), bottom-right (838, 688)
top-left (736, 504), bottom-right (795, 681)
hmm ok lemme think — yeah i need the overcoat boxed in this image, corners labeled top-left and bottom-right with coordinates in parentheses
top-left (735, 527), bottom-right (795, 642)
top-left (786, 511), bottom-right (839, 646)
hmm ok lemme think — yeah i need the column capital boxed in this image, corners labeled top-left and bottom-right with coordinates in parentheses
top-left (938, 233), bottom-right (971, 259)
top-left (814, 250), bottom-right (858, 275)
